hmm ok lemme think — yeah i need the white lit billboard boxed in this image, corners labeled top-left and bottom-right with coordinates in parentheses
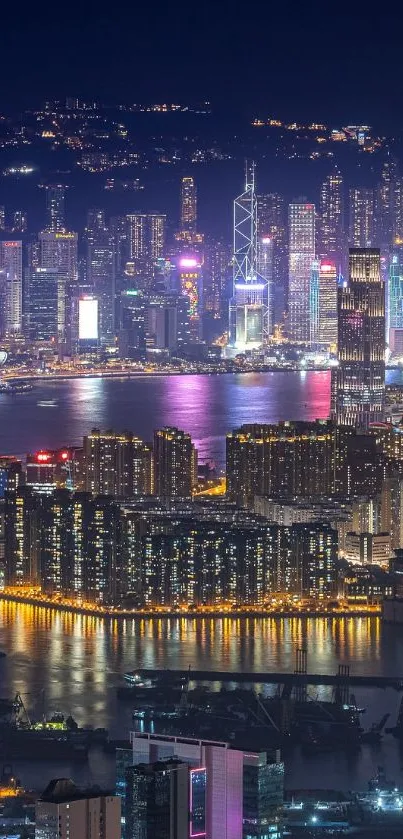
top-left (79, 297), bottom-right (98, 341)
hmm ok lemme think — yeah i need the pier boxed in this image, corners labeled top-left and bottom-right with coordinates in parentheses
top-left (137, 668), bottom-right (403, 690)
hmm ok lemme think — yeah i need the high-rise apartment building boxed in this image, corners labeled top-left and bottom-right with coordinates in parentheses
top-left (319, 170), bottom-right (344, 271)
top-left (42, 184), bottom-right (67, 232)
top-left (230, 164), bottom-right (266, 349)
top-left (349, 188), bottom-right (375, 247)
top-left (226, 421), bottom-right (335, 508)
top-left (83, 429), bottom-right (153, 496)
top-left (288, 203), bottom-right (316, 342)
top-left (0, 240), bottom-right (23, 335)
top-left (131, 733), bottom-right (244, 839)
top-left (125, 760), bottom-right (189, 839)
top-left (333, 248), bottom-right (385, 427)
top-left (153, 427), bottom-right (197, 498)
top-left (35, 778), bottom-right (121, 839)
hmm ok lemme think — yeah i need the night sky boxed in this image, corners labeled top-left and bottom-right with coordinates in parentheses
top-left (1, 2), bottom-right (402, 127)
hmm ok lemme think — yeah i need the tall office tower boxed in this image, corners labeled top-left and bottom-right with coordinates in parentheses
top-left (146, 292), bottom-right (191, 351)
top-left (126, 214), bottom-right (166, 290)
top-left (119, 289), bottom-right (147, 358)
top-left (39, 231), bottom-right (78, 279)
top-left (319, 169), bottom-right (344, 272)
top-left (389, 250), bottom-right (403, 353)
top-left (333, 248), bottom-right (385, 427)
top-left (131, 733), bottom-right (244, 839)
top-left (87, 237), bottom-right (115, 343)
top-left (349, 188), bottom-right (375, 247)
top-left (309, 260), bottom-right (320, 344)
top-left (318, 260), bottom-right (338, 346)
top-left (0, 206), bottom-right (5, 230)
top-left (229, 163), bottom-right (266, 349)
top-left (257, 193), bottom-right (287, 324)
top-left (153, 427), bottom-right (197, 498)
top-left (11, 210), bottom-right (27, 233)
top-left (243, 752), bottom-right (284, 839)
top-left (376, 156), bottom-right (399, 246)
top-left (110, 214), bottom-right (129, 275)
top-left (28, 268), bottom-right (63, 342)
top-left (125, 760), bottom-right (189, 839)
top-left (4, 486), bottom-right (41, 585)
top-left (203, 239), bottom-right (232, 318)
top-left (178, 255), bottom-right (203, 341)
top-left (288, 202), bottom-right (316, 342)
top-left (257, 235), bottom-right (274, 338)
top-left (83, 429), bottom-right (153, 496)
top-left (85, 208), bottom-right (107, 245)
top-left (394, 178), bottom-right (403, 242)
top-left (35, 778), bottom-right (121, 839)
top-left (0, 240), bottom-right (23, 335)
top-left (181, 176), bottom-right (197, 233)
top-left (226, 420), bottom-right (335, 508)
top-left (42, 183), bottom-right (67, 231)
top-left (292, 522), bottom-right (338, 598)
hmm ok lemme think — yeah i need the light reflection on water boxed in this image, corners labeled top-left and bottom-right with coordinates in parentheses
top-left (1, 603), bottom-right (403, 792)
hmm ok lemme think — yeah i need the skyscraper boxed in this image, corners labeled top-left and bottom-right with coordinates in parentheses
top-left (376, 156), bottom-right (398, 246)
top-left (39, 231), bottom-right (78, 279)
top-left (126, 214), bottom-right (166, 290)
top-left (256, 193), bottom-right (287, 325)
top-left (318, 260), bottom-right (338, 347)
top-left (42, 184), bottom-right (67, 232)
top-left (153, 427), bottom-right (197, 498)
top-left (333, 248), bottom-right (385, 427)
top-left (243, 752), bottom-right (284, 839)
top-left (125, 760), bottom-right (189, 839)
top-left (180, 176), bottom-right (197, 233)
top-left (0, 240), bottom-right (23, 335)
top-left (349, 188), bottom-right (375, 248)
top-left (11, 210), bottom-right (28, 233)
top-left (178, 255), bottom-right (203, 341)
top-left (389, 250), bottom-right (403, 353)
top-left (87, 237), bottom-right (115, 344)
top-left (28, 268), bottom-right (60, 342)
top-left (131, 733), bottom-right (244, 839)
top-left (288, 203), bottom-right (316, 342)
top-left (230, 164), bottom-right (266, 350)
top-left (319, 169), bottom-right (344, 271)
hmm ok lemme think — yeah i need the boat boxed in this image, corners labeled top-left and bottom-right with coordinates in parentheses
top-left (0, 380), bottom-right (34, 394)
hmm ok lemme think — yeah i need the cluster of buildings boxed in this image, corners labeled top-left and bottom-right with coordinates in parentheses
top-left (0, 155), bottom-right (403, 364)
top-left (34, 733), bottom-right (284, 839)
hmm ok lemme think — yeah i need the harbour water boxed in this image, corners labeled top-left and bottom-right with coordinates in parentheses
top-left (1, 370), bottom-right (403, 792)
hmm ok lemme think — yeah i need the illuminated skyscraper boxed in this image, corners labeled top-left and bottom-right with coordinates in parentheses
top-left (153, 427), bottom-right (197, 498)
top-left (230, 163), bottom-right (266, 349)
top-left (389, 250), bottom-right (403, 353)
top-left (333, 248), bottom-right (385, 427)
top-left (376, 156), bottom-right (399, 245)
top-left (87, 236), bottom-right (115, 344)
top-left (257, 193), bottom-right (287, 326)
top-left (83, 429), bottom-right (153, 496)
top-left (39, 231), bottom-right (78, 279)
top-left (318, 260), bottom-right (338, 346)
top-left (349, 188), bottom-right (375, 247)
top-left (178, 255), bottom-right (203, 341)
top-left (42, 184), bottom-right (67, 232)
top-left (125, 760), bottom-right (189, 839)
top-left (319, 169), bottom-right (344, 270)
top-left (180, 176), bottom-right (197, 233)
top-left (0, 206), bottom-right (5, 230)
top-left (11, 210), bottom-right (27, 233)
top-left (126, 213), bottom-right (166, 289)
top-left (288, 203), bottom-right (316, 342)
top-left (0, 240), bottom-right (23, 335)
